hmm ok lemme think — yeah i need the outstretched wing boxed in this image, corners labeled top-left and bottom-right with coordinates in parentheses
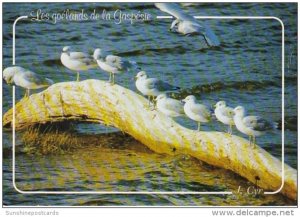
top-left (243, 116), bottom-right (273, 131)
top-left (203, 22), bottom-right (220, 46)
top-left (155, 3), bottom-right (220, 47)
top-left (155, 3), bottom-right (195, 22)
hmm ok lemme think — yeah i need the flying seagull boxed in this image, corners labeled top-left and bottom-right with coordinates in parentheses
top-left (155, 3), bottom-right (220, 47)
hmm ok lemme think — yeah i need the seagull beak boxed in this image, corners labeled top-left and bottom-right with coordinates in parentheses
top-left (3, 78), bottom-right (11, 85)
top-left (169, 27), bottom-right (176, 32)
top-left (213, 104), bottom-right (217, 108)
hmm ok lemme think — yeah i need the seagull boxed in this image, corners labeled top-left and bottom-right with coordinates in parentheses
top-left (182, 95), bottom-right (212, 131)
top-left (93, 48), bottom-right (138, 85)
top-left (214, 101), bottom-right (235, 134)
top-left (155, 3), bottom-right (220, 47)
top-left (156, 94), bottom-right (185, 117)
top-left (3, 66), bottom-right (53, 97)
top-left (233, 106), bottom-right (275, 147)
top-left (60, 46), bottom-right (96, 82)
top-left (135, 71), bottom-right (180, 108)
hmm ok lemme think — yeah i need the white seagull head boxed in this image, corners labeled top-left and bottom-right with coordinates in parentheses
top-left (3, 66), bottom-right (20, 84)
top-left (93, 48), bottom-right (106, 60)
top-left (62, 46), bottom-right (71, 53)
top-left (215, 101), bottom-right (226, 108)
top-left (182, 95), bottom-right (196, 103)
top-left (234, 106), bottom-right (246, 117)
top-left (135, 71), bottom-right (148, 80)
top-left (156, 93), bottom-right (168, 101)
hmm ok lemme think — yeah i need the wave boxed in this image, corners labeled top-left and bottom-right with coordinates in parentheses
top-left (41, 46), bottom-right (190, 65)
top-left (129, 4), bottom-right (156, 10)
top-left (43, 58), bottom-right (62, 66)
top-left (176, 80), bottom-right (281, 97)
top-left (89, 3), bottom-right (154, 12)
top-left (276, 115), bottom-right (297, 131)
top-left (276, 75), bottom-right (297, 86)
top-left (117, 45), bottom-right (187, 57)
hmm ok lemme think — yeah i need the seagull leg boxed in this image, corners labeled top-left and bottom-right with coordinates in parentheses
top-left (228, 124), bottom-right (232, 135)
top-left (151, 96), bottom-right (156, 111)
top-left (108, 72), bottom-right (112, 83)
top-left (112, 73), bottom-right (115, 85)
top-left (248, 136), bottom-right (252, 146)
top-left (253, 136), bottom-right (256, 148)
top-left (225, 125), bottom-right (229, 134)
top-left (150, 96), bottom-right (154, 110)
top-left (24, 89), bottom-right (30, 98)
top-left (76, 72), bottom-right (80, 82)
top-left (197, 122), bottom-right (201, 131)
top-left (147, 95), bottom-right (151, 108)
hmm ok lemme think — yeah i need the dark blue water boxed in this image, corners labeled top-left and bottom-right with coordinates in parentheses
top-left (2, 3), bottom-right (297, 206)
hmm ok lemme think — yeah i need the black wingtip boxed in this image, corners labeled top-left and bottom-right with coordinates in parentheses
top-left (273, 122), bottom-right (279, 130)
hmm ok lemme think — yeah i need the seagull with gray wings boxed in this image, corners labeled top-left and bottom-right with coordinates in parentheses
top-left (135, 71), bottom-right (180, 108)
top-left (3, 66), bottom-right (53, 97)
top-left (182, 95), bottom-right (212, 131)
top-left (156, 94), bottom-right (185, 117)
top-left (93, 48), bottom-right (138, 85)
top-left (214, 101), bottom-right (235, 134)
top-left (61, 46), bottom-right (97, 82)
top-left (155, 3), bottom-right (220, 47)
top-left (233, 106), bottom-right (275, 147)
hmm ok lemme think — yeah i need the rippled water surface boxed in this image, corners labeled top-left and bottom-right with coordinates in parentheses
top-left (2, 3), bottom-right (297, 206)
